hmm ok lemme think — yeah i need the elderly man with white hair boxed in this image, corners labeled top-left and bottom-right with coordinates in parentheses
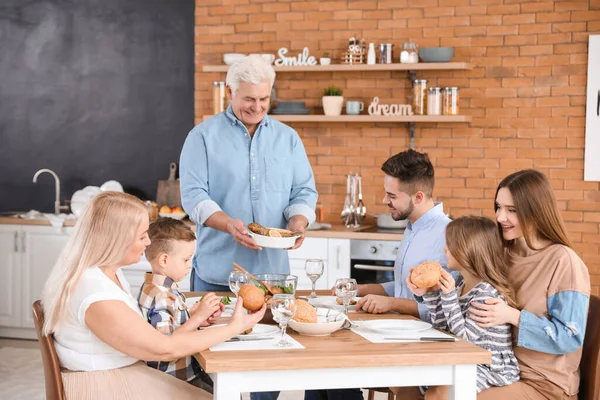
top-left (180, 54), bottom-right (317, 291)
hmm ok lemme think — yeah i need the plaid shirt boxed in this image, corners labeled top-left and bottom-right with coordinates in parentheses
top-left (138, 272), bottom-right (202, 382)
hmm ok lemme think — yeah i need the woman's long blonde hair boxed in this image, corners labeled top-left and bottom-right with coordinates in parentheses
top-left (41, 192), bottom-right (147, 335)
top-left (494, 169), bottom-right (572, 250)
top-left (446, 216), bottom-right (516, 307)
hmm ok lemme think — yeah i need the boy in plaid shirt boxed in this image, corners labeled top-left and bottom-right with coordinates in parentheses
top-left (138, 218), bottom-right (223, 393)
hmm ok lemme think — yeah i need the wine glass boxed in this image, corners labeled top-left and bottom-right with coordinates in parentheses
top-left (335, 278), bottom-right (358, 315)
top-left (305, 259), bottom-right (324, 299)
top-left (228, 271), bottom-right (249, 296)
top-left (270, 294), bottom-right (297, 348)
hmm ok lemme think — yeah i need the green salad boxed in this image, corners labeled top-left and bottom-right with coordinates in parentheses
top-left (197, 295), bottom-right (231, 305)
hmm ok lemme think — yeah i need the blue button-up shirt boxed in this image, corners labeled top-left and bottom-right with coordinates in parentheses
top-left (179, 107), bottom-right (318, 285)
top-left (381, 203), bottom-right (451, 321)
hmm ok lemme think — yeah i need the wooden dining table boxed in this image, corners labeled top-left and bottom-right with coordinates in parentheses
top-left (188, 290), bottom-right (491, 400)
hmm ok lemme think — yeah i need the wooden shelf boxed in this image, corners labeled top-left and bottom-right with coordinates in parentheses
top-left (202, 62), bottom-right (472, 73)
top-left (202, 115), bottom-right (471, 123)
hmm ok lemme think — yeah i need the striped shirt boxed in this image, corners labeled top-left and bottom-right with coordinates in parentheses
top-left (137, 273), bottom-right (203, 382)
top-left (422, 275), bottom-right (520, 392)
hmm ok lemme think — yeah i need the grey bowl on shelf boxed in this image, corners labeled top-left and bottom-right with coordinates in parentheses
top-left (419, 47), bottom-right (454, 63)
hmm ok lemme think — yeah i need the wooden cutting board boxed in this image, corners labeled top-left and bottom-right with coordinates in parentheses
top-left (156, 162), bottom-right (182, 207)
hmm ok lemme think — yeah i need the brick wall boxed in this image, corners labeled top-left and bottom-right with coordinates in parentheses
top-left (195, 0), bottom-right (600, 294)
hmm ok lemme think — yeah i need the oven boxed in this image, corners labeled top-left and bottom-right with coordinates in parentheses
top-left (350, 239), bottom-right (399, 285)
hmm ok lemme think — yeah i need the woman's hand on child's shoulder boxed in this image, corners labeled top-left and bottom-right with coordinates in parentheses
top-left (469, 297), bottom-right (521, 328)
top-left (438, 269), bottom-right (456, 294)
top-left (228, 296), bottom-right (266, 335)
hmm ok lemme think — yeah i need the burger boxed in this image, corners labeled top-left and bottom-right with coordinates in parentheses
top-left (410, 261), bottom-right (442, 289)
top-left (293, 299), bottom-right (318, 323)
top-left (237, 284), bottom-right (265, 312)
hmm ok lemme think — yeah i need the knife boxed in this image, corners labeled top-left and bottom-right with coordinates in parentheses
top-left (383, 337), bottom-right (457, 342)
top-left (225, 337), bottom-right (273, 343)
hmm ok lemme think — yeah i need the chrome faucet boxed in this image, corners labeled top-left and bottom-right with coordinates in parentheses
top-left (33, 169), bottom-right (69, 214)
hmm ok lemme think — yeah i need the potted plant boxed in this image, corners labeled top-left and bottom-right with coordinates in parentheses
top-left (322, 86), bottom-right (344, 116)
top-left (320, 52), bottom-right (331, 66)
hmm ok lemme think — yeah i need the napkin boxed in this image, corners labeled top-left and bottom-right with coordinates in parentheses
top-left (351, 326), bottom-right (456, 343)
top-left (209, 334), bottom-right (304, 352)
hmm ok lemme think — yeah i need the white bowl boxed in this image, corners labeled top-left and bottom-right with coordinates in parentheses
top-left (159, 212), bottom-right (187, 220)
top-left (289, 310), bottom-right (345, 336)
top-left (223, 53), bottom-right (246, 65)
top-left (260, 54), bottom-right (275, 64)
top-left (100, 180), bottom-right (124, 192)
top-left (247, 229), bottom-right (298, 249)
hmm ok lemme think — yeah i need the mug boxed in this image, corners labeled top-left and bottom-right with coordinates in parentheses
top-left (346, 101), bottom-right (364, 115)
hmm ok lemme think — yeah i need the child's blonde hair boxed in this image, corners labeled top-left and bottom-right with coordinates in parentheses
top-left (145, 218), bottom-right (196, 263)
top-left (446, 216), bottom-right (516, 307)
top-left (41, 192), bottom-right (148, 335)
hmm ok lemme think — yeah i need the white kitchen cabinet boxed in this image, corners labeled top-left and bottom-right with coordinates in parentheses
top-left (0, 225), bottom-right (22, 328)
top-left (0, 224), bottom-right (72, 339)
top-left (20, 226), bottom-right (72, 329)
top-left (287, 237), bottom-right (351, 291)
top-left (326, 238), bottom-right (351, 288)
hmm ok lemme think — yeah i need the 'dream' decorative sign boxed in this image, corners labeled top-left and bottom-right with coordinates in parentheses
top-left (274, 47), bottom-right (318, 67)
top-left (368, 97), bottom-right (413, 116)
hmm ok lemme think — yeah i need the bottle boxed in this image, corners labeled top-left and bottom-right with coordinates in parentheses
top-left (442, 87), bottom-right (460, 115)
top-left (212, 82), bottom-right (221, 114)
top-left (427, 87), bottom-right (442, 115)
top-left (219, 82), bottom-right (226, 112)
top-left (412, 79), bottom-right (428, 116)
top-left (367, 43), bottom-right (376, 65)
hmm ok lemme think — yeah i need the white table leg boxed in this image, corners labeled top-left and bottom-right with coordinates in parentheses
top-left (448, 364), bottom-right (477, 400)
top-left (212, 373), bottom-right (242, 400)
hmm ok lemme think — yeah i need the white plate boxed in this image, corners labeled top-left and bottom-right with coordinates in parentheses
top-left (359, 319), bottom-right (432, 334)
top-left (100, 180), bottom-right (124, 192)
top-left (247, 230), bottom-right (298, 249)
top-left (206, 323), bottom-right (279, 339)
top-left (159, 212), bottom-right (187, 220)
top-left (308, 296), bottom-right (361, 313)
top-left (70, 186), bottom-right (102, 217)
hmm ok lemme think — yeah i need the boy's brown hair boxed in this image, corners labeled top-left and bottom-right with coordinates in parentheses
top-left (145, 218), bottom-right (196, 262)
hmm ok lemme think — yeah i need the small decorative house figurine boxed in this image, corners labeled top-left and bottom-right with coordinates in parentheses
top-left (342, 35), bottom-right (365, 64)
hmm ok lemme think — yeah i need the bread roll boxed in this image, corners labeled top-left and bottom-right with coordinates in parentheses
top-left (410, 261), bottom-right (442, 289)
top-left (238, 284), bottom-right (265, 312)
top-left (293, 299), bottom-right (318, 323)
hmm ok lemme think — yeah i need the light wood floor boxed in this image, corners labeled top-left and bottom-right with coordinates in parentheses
top-left (0, 338), bottom-right (386, 400)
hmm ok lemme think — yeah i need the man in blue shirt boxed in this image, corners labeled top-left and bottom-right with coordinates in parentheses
top-left (355, 149), bottom-right (451, 321)
top-left (306, 150), bottom-right (450, 400)
top-left (180, 55), bottom-right (317, 291)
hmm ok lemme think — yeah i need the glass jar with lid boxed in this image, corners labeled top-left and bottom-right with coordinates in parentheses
top-left (427, 87), bottom-right (442, 115)
top-left (412, 79), bottom-right (428, 115)
top-left (442, 87), bottom-right (459, 115)
top-left (400, 42), bottom-right (419, 64)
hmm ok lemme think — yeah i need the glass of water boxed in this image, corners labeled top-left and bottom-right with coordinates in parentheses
top-left (335, 278), bottom-right (358, 315)
top-left (228, 271), bottom-right (249, 296)
top-left (270, 294), bottom-right (297, 348)
top-left (305, 259), bottom-right (325, 299)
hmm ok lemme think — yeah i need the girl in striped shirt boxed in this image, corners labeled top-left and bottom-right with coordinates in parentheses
top-left (407, 216), bottom-right (520, 399)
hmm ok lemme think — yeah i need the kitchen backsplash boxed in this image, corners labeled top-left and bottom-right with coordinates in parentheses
top-left (195, 0), bottom-right (600, 294)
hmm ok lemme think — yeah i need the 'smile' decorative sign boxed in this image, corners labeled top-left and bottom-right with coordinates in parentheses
top-left (368, 97), bottom-right (413, 116)
top-left (274, 47), bottom-right (317, 67)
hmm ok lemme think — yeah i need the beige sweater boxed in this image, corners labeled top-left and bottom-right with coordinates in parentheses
top-left (508, 244), bottom-right (590, 396)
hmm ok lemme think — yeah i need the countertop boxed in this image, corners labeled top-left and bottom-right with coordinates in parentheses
top-left (0, 217), bottom-right (402, 241)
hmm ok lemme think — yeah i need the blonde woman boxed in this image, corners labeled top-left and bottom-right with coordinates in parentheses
top-left (473, 170), bottom-right (590, 400)
top-left (41, 191), bottom-right (265, 399)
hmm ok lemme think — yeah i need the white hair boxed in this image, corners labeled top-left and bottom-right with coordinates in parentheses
top-left (226, 54), bottom-right (276, 94)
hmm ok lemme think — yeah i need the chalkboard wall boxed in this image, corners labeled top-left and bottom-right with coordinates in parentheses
top-left (0, 0), bottom-right (194, 213)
